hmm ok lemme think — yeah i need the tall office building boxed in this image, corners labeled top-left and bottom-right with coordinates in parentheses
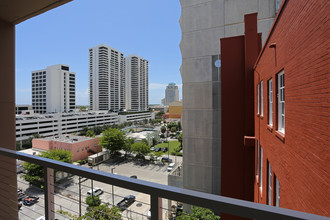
top-left (164, 83), bottom-right (179, 106)
top-left (89, 44), bottom-right (125, 111)
top-left (31, 64), bottom-right (75, 114)
top-left (125, 54), bottom-right (149, 111)
top-left (180, 0), bottom-right (283, 199)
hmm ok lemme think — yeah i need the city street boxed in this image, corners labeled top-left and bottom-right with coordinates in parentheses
top-left (18, 154), bottom-right (182, 219)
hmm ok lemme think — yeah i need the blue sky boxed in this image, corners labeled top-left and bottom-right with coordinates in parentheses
top-left (15, 0), bottom-right (182, 105)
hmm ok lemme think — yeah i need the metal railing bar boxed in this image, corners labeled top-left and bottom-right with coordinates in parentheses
top-left (0, 148), bottom-right (327, 220)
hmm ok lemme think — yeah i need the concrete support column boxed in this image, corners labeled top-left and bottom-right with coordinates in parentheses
top-left (0, 19), bottom-right (18, 219)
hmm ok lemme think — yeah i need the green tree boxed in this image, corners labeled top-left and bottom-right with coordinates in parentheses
top-left (85, 195), bottom-right (101, 207)
top-left (123, 138), bottom-right (134, 156)
top-left (141, 138), bottom-right (149, 146)
top-left (167, 122), bottom-right (177, 130)
top-left (86, 130), bottom-right (95, 137)
top-left (22, 133), bottom-right (41, 149)
top-left (152, 137), bottom-right (158, 146)
top-left (131, 142), bottom-right (150, 158)
top-left (78, 204), bottom-right (122, 220)
top-left (22, 149), bottom-right (72, 183)
top-left (80, 126), bottom-right (89, 136)
top-left (161, 126), bottom-right (166, 134)
top-left (176, 206), bottom-right (220, 220)
top-left (171, 126), bottom-right (177, 133)
top-left (177, 121), bottom-right (182, 130)
top-left (92, 126), bottom-right (102, 135)
top-left (178, 133), bottom-right (183, 147)
top-left (100, 128), bottom-right (126, 156)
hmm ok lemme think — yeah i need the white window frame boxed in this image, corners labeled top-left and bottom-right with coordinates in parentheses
top-left (268, 79), bottom-right (273, 126)
top-left (268, 161), bottom-right (272, 205)
top-left (257, 140), bottom-right (260, 177)
top-left (261, 81), bottom-right (264, 116)
top-left (257, 84), bottom-right (260, 115)
top-left (260, 147), bottom-right (263, 190)
top-left (277, 71), bottom-right (285, 133)
top-left (275, 176), bottom-right (280, 207)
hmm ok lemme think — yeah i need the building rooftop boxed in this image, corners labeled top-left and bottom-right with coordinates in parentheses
top-left (16, 110), bottom-right (117, 120)
top-left (39, 134), bottom-right (96, 143)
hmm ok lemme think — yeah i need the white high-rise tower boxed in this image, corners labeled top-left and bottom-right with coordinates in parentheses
top-left (31, 64), bottom-right (75, 113)
top-left (125, 55), bottom-right (149, 111)
top-left (89, 44), bottom-right (125, 111)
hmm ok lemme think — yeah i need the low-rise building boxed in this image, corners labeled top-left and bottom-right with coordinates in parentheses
top-left (169, 100), bottom-right (182, 119)
top-left (16, 111), bottom-right (155, 145)
top-left (32, 134), bottom-right (101, 161)
top-left (16, 104), bottom-right (32, 114)
top-left (16, 111), bottom-right (118, 143)
top-left (118, 111), bottom-right (155, 124)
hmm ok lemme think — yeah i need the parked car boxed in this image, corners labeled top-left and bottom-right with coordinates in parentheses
top-left (150, 147), bottom-right (155, 151)
top-left (18, 202), bottom-right (22, 209)
top-left (161, 157), bottom-right (173, 163)
top-left (22, 196), bottom-right (39, 206)
top-left (147, 208), bottom-right (151, 219)
top-left (17, 191), bottom-right (25, 201)
top-left (87, 187), bottom-right (103, 196)
top-left (130, 175), bottom-right (137, 179)
top-left (167, 163), bottom-right (176, 172)
top-left (155, 147), bottom-right (161, 152)
top-left (116, 195), bottom-right (136, 210)
top-left (162, 147), bottom-right (168, 152)
top-left (149, 156), bottom-right (157, 161)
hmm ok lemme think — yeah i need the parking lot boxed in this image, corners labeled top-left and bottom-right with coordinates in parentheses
top-left (18, 154), bottom-right (182, 219)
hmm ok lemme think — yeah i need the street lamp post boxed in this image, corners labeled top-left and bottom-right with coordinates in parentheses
top-left (111, 167), bottom-right (115, 206)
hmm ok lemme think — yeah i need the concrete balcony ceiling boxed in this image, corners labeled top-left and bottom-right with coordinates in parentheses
top-left (0, 0), bottom-right (71, 24)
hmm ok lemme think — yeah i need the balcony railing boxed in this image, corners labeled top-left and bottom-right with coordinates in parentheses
top-left (0, 147), bottom-right (327, 220)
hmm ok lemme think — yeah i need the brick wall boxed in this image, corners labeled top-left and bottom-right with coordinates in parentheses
top-left (32, 137), bottom-right (101, 162)
top-left (254, 0), bottom-right (329, 216)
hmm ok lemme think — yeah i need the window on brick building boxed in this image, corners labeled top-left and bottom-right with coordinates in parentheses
top-left (267, 161), bottom-right (272, 205)
top-left (274, 175), bottom-right (280, 207)
top-left (277, 71), bottom-right (285, 133)
top-left (261, 81), bottom-right (264, 116)
top-left (268, 79), bottom-right (273, 126)
top-left (260, 146), bottom-right (263, 190)
top-left (257, 84), bottom-right (260, 115)
top-left (257, 140), bottom-right (260, 177)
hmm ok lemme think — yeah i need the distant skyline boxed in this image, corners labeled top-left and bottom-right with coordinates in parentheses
top-left (15, 1), bottom-right (182, 105)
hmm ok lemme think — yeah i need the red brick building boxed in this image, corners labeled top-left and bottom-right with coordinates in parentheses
top-left (220, 13), bottom-right (261, 220)
top-left (32, 135), bottom-right (102, 162)
top-left (253, 0), bottom-right (329, 216)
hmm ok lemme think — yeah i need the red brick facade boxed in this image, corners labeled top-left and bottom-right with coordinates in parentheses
top-left (32, 136), bottom-right (102, 162)
top-left (253, 0), bottom-right (329, 216)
